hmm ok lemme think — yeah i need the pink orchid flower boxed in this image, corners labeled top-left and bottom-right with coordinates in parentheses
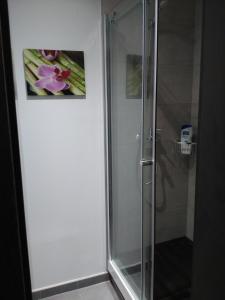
top-left (35, 65), bottom-right (71, 93)
top-left (40, 49), bottom-right (59, 61)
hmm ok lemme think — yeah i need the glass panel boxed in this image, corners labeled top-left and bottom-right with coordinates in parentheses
top-left (142, 1), bottom-right (157, 299)
top-left (109, 0), bottom-right (144, 298)
top-left (154, 0), bottom-right (202, 299)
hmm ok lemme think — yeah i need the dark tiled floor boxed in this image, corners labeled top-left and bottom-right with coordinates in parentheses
top-left (155, 237), bottom-right (193, 300)
top-left (42, 282), bottom-right (121, 300)
top-left (119, 237), bottom-right (192, 300)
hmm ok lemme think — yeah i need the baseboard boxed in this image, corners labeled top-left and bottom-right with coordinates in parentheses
top-left (32, 272), bottom-right (109, 299)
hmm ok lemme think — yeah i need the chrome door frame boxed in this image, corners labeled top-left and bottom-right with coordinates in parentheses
top-left (149, 1), bottom-right (159, 299)
top-left (141, 0), bottom-right (159, 299)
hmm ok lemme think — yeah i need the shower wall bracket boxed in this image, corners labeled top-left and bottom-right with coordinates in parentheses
top-left (174, 140), bottom-right (197, 156)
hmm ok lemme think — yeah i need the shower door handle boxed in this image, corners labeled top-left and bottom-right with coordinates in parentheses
top-left (140, 159), bottom-right (154, 166)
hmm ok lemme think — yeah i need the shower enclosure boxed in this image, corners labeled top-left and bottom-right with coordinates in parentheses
top-left (104, 0), bottom-right (201, 299)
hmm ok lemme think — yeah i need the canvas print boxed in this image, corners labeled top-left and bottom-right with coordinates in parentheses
top-left (23, 49), bottom-right (86, 98)
top-left (126, 54), bottom-right (142, 99)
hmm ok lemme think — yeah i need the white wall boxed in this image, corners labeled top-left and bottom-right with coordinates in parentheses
top-left (8, 0), bottom-right (106, 291)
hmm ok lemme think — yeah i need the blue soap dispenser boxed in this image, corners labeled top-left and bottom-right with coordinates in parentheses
top-left (181, 124), bottom-right (192, 155)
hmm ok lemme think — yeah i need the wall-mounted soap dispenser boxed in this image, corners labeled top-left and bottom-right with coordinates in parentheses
top-left (180, 124), bottom-right (192, 155)
top-left (174, 124), bottom-right (197, 156)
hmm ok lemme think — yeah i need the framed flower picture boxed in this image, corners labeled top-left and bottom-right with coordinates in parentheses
top-left (23, 49), bottom-right (86, 98)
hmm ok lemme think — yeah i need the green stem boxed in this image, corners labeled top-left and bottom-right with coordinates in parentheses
top-left (68, 76), bottom-right (85, 93)
top-left (57, 53), bottom-right (85, 80)
top-left (69, 72), bottom-right (85, 87)
top-left (24, 49), bottom-right (46, 67)
top-left (30, 49), bottom-right (52, 65)
top-left (60, 52), bottom-right (84, 73)
top-left (66, 80), bottom-right (85, 96)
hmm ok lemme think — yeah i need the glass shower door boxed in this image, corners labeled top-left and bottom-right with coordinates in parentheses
top-left (105, 0), bottom-right (158, 299)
